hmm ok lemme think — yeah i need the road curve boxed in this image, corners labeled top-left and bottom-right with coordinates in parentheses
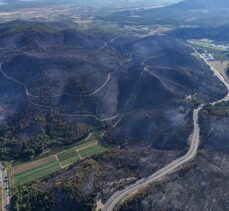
top-left (102, 47), bottom-right (229, 211)
top-left (102, 105), bottom-right (203, 211)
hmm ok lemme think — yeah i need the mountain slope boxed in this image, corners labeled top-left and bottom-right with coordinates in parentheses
top-left (0, 21), bottom-right (227, 159)
top-left (1, 21), bottom-right (228, 211)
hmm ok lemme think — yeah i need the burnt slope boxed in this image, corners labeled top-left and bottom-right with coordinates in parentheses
top-left (0, 21), bottom-right (227, 159)
top-left (118, 102), bottom-right (229, 211)
top-left (119, 151), bottom-right (229, 211)
top-left (105, 35), bottom-right (226, 149)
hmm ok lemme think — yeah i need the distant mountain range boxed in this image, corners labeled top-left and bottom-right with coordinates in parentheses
top-left (171, 0), bottom-right (229, 9)
top-left (102, 0), bottom-right (229, 27)
top-left (5, 0), bottom-right (229, 9)
top-left (1, 0), bottom-right (183, 8)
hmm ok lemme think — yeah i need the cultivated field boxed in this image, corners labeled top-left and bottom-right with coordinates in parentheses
top-left (13, 155), bottom-right (57, 174)
top-left (57, 150), bottom-right (80, 167)
top-left (188, 39), bottom-right (229, 51)
top-left (15, 160), bottom-right (61, 186)
top-left (79, 145), bottom-right (107, 158)
top-left (188, 39), bottom-right (229, 61)
top-left (13, 131), bottom-right (109, 186)
top-left (56, 139), bottom-right (104, 166)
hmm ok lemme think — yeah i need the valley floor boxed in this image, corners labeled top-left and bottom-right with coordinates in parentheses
top-left (12, 131), bottom-right (108, 187)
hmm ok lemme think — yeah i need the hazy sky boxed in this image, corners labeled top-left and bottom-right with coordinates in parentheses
top-left (0, 0), bottom-right (184, 6)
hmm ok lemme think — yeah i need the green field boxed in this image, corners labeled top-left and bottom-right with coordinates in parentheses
top-left (188, 39), bottom-right (229, 61)
top-left (73, 140), bottom-right (97, 150)
top-left (14, 131), bottom-right (109, 186)
top-left (15, 160), bottom-right (61, 186)
top-left (57, 150), bottom-right (80, 166)
top-left (79, 145), bottom-right (107, 158)
top-left (188, 40), bottom-right (228, 51)
top-left (56, 132), bottom-right (104, 166)
top-left (213, 53), bottom-right (228, 61)
top-left (57, 140), bottom-right (107, 166)
top-left (65, 132), bottom-right (101, 150)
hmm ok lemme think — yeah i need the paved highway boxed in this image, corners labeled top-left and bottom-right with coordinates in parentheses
top-left (1, 44), bottom-right (228, 211)
top-left (191, 46), bottom-right (229, 103)
top-left (102, 47), bottom-right (229, 211)
top-left (102, 105), bottom-right (203, 211)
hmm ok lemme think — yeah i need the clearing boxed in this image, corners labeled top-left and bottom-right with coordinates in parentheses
top-left (13, 155), bottom-right (57, 175)
top-left (188, 39), bottom-right (229, 51)
top-left (79, 145), bottom-right (107, 158)
top-left (188, 39), bottom-right (229, 61)
top-left (57, 150), bottom-right (80, 167)
top-left (15, 160), bottom-right (61, 186)
top-left (13, 131), bottom-right (109, 186)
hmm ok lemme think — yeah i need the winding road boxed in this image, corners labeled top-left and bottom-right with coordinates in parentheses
top-left (102, 46), bottom-right (229, 211)
top-left (0, 58), bottom-right (122, 122)
top-left (1, 42), bottom-right (229, 211)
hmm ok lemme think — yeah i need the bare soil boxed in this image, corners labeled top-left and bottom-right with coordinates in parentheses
top-left (209, 61), bottom-right (229, 82)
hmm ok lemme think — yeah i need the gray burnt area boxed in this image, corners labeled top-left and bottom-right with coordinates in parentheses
top-left (0, 21), bottom-right (226, 160)
top-left (117, 103), bottom-right (229, 211)
top-left (118, 150), bottom-right (229, 211)
top-left (1, 1), bottom-right (229, 209)
top-left (3, 18), bottom-right (228, 210)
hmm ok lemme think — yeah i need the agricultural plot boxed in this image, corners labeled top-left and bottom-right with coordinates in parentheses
top-left (72, 139), bottom-right (98, 151)
top-left (57, 150), bottom-right (80, 166)
top-left (79, 145), bottom-right (107, 158)
top-left (13, 131), bottom-right (109, 186)
top-left (13, 155), bottom-right (57, 174)
top-left (57, 139), bottom-right (106, 166)
top-left (188, 39), bottom-right (229, 61)
top-left (188, 39), bottom-right (229, 51)
top-left (213, 53), bottom-right (228, 61)
top-left (15, 160), bottom-right (61, 186)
